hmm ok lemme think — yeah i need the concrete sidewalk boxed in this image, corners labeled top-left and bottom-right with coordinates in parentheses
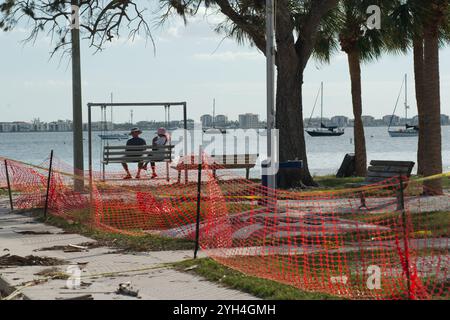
top-left (0, 203), bottom-right (257, 300)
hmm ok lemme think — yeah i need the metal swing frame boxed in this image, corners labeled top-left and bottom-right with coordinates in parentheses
top-left (87, 102), bottom-right (188, 187)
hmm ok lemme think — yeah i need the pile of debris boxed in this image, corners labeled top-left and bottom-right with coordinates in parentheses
top-left (0, 254), bottom-right (67, 267)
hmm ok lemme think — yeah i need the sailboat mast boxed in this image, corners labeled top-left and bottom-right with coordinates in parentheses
top-left (213, 98), bottom-right (216, 128)
top-left (320, 82), bottom-right (324, 125)
top-left (404, 74), bottom-right (408, 121)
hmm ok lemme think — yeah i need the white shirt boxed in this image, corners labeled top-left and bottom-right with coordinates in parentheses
top-left (154, 136), bottom-right (168, 146)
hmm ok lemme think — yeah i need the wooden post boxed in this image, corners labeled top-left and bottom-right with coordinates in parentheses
top-left (4, 160), bottom-right (14, 212)
top-left (194, 147), bottom-right (203, 259)
top-left (44, 150), bottom-right (54, 219)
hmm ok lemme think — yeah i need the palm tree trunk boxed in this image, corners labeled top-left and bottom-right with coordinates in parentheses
top-left (413, 38), bottom-right (426, 176)
top-left (422, 26), bottom-right (443, 194)
top-left (347, 50), bottom-right (367, 176)
top-left (275, 57), bottom-right (316, 187)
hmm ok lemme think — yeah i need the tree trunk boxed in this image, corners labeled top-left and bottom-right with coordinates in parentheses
top-left (422, 26), bottom-right (443, 194)
top-left (275, 58), bottom-right (315, 187)
top-left (413, 38), bottom-right (426, 176)
top-left (347, 50), bottom-right (367, 176)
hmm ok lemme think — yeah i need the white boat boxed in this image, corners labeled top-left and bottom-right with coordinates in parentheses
top-left (388, 74), bottom-right (419, 138)
top-left (388, 127), bottom-right (419, 137)
top-left (98, 133), bottom-right (129, 140)
top-left (203, 128), bottom-right (226, 134)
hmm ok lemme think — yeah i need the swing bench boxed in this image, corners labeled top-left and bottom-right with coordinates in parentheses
top-left (102, 144), bottom-right (174, 181)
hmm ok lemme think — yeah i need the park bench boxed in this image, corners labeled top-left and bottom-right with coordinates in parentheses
top-left (102, 145), bottom-right (174, 181)
top-left (347, 160), bottom-right (415, 210)
top-left (172, 154), bottom-right (259, 183)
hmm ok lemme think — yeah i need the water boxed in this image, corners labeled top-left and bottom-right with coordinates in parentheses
top-left (1, 127), bottom-right (449, 176)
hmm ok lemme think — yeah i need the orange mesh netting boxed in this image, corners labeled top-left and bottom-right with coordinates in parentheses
top-left (0, 154), bottom-right (448, 300)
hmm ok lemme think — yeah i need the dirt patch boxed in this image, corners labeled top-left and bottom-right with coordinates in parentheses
top-left (15, 230), bottom-right (53, 235)
top-left (0, 254), bottom-right (67, 266)
top-left (34, 241), bottom-right (103, 253)
top-left (14, 230), bottom-right (73, 235)
top-left (34, 267), bottom-right (69, 280)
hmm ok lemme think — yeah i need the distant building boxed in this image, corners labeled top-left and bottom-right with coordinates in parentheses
top-left (331, 116), bottom-right (349, 127)
top-left (238, 113), bottom-right (260, 129)
top-left (214, 114), bottom-right (228, 127)
top-left (32, 118), bottom-right (47, 131)
top-left (441, 114), bottom-right (450, 126)
top-left (48, 120), bottom-right (72, 132)
top-left (83, 121), bottom-right (114, 131)
top-left (0, 122), bottom-right (17, 132)
top-left (361, 115), bottom-right (375, 126)
top-left (12, 121), bottom-right (33, 132)
top-left (382, 115), bottom-right (400, 126)
top-left (200, 114), bottom-right (213, 128)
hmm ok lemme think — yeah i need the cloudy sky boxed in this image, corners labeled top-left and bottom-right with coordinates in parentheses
top-left (0, 3), bottom-right (449, 124)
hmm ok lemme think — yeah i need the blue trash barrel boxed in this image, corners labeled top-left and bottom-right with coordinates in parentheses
top-left (261, 160), bottom-right (303, 187)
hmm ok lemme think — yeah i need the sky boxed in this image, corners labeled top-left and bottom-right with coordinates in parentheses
top-left (0, 3), bottom-right (449, 124)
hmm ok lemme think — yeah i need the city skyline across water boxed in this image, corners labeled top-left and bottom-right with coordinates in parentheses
top-left (1, 113), bottom-right (450, 132)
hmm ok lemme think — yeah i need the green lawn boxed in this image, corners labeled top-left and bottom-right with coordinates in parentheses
top-left (313, 175), bottom-right (365, 189)
top-left (37, 211), bottom-right (195, 252)
top-left (173, 258), bottom-right (342, 300)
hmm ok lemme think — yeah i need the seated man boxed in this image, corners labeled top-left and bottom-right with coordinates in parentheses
top-left (147, 127), bottom-right (169, 179)
top-left (122, 127), bottom-right (147, 179)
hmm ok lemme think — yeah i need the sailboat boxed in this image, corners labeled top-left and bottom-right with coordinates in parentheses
top-left (388, 74), bottom-right (419, 137)
top-left (204, 98), bottom-right (226, 134)
top-left (306, 82), bottom-right (345, 137)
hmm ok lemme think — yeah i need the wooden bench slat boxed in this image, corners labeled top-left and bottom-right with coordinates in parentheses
top-left (104, 157), bottom-right (170, 163)
top-left (347, 160), bottom-right (415, 190)
top-left (103, 145), bottom-right (174, 165)
top-left (104, 145), bottom-right (174, 150)
top-left (105, 151), bottom-right (172, 156)
top-left (370, 160), bottom-right (415, 167)
top-left (367, 166), bottom-right (410, 174)
top-left (366, 171), bottom-right (407, 179)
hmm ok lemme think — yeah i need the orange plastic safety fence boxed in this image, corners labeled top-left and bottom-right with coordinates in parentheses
top-left (0, 155), bottom-right (448, 300)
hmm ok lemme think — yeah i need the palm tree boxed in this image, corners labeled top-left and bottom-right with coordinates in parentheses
top-left (385, 0), bottom-right (449, 193)
top-left (314, 0), bottom-right (385, 176)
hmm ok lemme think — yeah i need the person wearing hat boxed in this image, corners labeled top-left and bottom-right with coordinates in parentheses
top-left (145, 127), bottom-right (169, 179)
top-left (122, 127), bottom-right (147, 179)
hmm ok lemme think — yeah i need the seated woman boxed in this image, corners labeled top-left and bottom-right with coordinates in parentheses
top-left (122, 127), bottom-right (147, 179)
top-left (146, 127), bottom-right (169, 179)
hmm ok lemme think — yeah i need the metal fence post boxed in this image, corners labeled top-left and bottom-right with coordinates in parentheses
top-left (44, 150), bottom-right (54, 219)
top-left (194, 146), bottom-right (203, 259)
top-left (399, 177), bottom-right (412, 299)
top-left (4, 160), bottom-right (14, 212)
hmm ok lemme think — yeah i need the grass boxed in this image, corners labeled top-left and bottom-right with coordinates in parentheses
top-left (35, 210), bottom-right (195, 252)
top-left (173, 258), bottom-right (342, 300)
top-left (313, 174), bottom-right (450, 192)
top-left (313, 175), bottom-right (365, 189)
top-left (0, 187), bottom-right (11, 196)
